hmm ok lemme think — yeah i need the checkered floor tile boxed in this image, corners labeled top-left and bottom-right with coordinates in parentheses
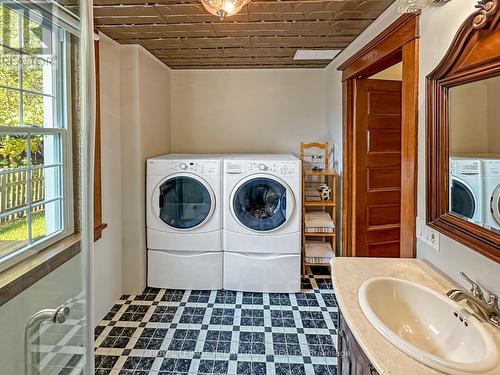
top-left (95, 266), bottom-right (338, 375)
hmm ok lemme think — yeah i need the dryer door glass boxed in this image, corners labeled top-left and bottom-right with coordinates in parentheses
top-left (233, 177), bottom-right (287, 231)
top-left (492, 184), bottom-right (500, 227)
top-left (450, 178), bottom-right (475, 219)
top-left (158, 177), bottom-right (212, 229)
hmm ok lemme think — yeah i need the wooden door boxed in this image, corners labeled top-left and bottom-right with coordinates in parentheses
top-left (354, 79), bottom-right (402, 257)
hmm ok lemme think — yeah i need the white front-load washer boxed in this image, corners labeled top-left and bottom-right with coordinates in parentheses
top-left (223, 154), bottom-right (301, 293)
top-left (449, 157), bottom-right (484, 224)
top-left (482, 159), bottom-right (500, 232)
top-left (146, 154), bottom-right (225, 290)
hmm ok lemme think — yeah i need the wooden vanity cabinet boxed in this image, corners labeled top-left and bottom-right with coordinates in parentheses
top-left (338, 311), bottom-right (379, 375)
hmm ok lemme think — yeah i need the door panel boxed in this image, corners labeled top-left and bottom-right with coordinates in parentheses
top-left (368, 168), bottom-right (401, 189)
top-left (368, 242), bottom-right (400, 257)
top-left (367, 227), bottom-right (400, 243)
top-left (368, 130), bottom-right (401, 152)
top-left (367, 190), bottom-right (400, 205)
top-left (368, 205), bottom-right (401, 226)
top-left (354, 79), bottom-right (402, 257)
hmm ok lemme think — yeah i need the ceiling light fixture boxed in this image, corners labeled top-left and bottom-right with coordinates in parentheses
top-left (397, 0), bottom-right (451, 13)
top-left (200, 0), bottom-right (251, 21)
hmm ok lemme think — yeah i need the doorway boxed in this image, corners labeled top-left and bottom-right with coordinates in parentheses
top-left (339, 14), bottom-right (419, 258)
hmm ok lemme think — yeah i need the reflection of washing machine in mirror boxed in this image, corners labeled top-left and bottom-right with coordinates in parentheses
top-left (482, 159), bottom-right (500, 232)
top-left (449, 158), bottom-right (483, 224)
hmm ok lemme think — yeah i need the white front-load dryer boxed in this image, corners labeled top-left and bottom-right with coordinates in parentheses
top-left (223, 154), bottom-right (301, 293)
top-left (482, 159), bottom-right (500, 232)
top-left (147, 154), bottom-right (225, 290)
top-left (449, 157), bottom-right (483, 224)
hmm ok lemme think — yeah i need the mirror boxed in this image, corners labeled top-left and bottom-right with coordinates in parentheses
top-left (448, 76), bottom-right (500, 234)
top-left (426, 0), bottom-right (500, 263)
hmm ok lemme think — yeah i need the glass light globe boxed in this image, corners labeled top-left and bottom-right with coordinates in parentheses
top-left (397, 0), bottom-right (431, 13)
top-left (200, 0), bottom-right (251, 20)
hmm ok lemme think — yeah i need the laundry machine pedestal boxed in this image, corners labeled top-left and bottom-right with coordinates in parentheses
top-left (223, 251), bottom-right (300, 293)
top-left (148, 249), bottom-right (222, 290)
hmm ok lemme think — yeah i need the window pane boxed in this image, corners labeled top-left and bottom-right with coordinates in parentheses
top-left (0, 170), bottom-right (29, 216)
top-left (22, 16), bottom-right (53, 57)
top-left (0, 49), bottom-right (20, 88)
top-left (32, 199), bottom-right (62, 242)
top-left (39, 166), bottom-right (62, 201)
top-left (0, 134), bottom-right (28, 170)
top-left (23, 92), bottom-right (53, 127)
top-left (23, 55), bottom-right (54, 95)
top-left (0, 5), bottom-right (21, 49)
top-left (0, 210), bottom-right (28, 259)
top-left (0, 170), bottom-right (29, 259)
top-left (0, 88), bottom-right (20, 126)
top-left (30, 134), bottom-right (61, 167)
top-left (30, 168), bottom-right (45, 203)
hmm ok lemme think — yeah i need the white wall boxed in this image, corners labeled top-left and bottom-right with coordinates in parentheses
top-left (171, 69), bottom-right (328, 155)
top-left (120, 45), bottom-right (171, 294)
top-left (326, 0), bottom-right (500, 293)
top-left (93, 33), bottom-right (123, 324)
top-left (369, 62), bottom-right (402, 80)
top-left (487, 79), bottom-right (500, 153)
top-left (448, 76), bottom-right (500, 155)
top-left (0, 255), bottom-right (84, 374)
top-left (93, 35), bottom-right (171, 313)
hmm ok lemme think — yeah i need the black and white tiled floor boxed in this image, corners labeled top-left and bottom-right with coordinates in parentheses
top-left (95, 267), bottom-right (338, 375)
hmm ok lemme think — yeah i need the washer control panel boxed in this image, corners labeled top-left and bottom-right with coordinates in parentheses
top-left (168, 160), bottom-right (220, 175)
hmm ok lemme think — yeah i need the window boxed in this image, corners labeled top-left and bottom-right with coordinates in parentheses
top-left (0, 4), bottom-right (72, 267)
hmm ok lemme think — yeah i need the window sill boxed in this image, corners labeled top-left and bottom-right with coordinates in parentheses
top-left (94, 223), bottom-right (108, 242)
top-left (0, 234), bottom-right (81, 307)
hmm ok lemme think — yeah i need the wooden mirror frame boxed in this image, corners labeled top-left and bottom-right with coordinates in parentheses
top-left (427, 0), bottom-right (500, 263)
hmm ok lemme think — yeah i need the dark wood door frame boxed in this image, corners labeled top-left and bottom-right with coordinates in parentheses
top-left (338, 14), bottom-right (419, 258)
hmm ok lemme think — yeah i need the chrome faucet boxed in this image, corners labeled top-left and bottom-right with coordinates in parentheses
top-left (447, 272), bottom-right (500, 329)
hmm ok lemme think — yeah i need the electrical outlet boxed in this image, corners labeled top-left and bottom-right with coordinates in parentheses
top-left (428, 228), bottom-right (440, 251)
top-left (416, 217), bottom-right (440, 251)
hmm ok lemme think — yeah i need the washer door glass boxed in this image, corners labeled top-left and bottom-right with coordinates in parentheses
top-left (450, 178), bottom-right (475, 219)
top-left (492, 184), bottom-right (500, 226)
top-left (158, 176), bottom-right (212, 229)
top-left (233, 177), bottom-right (287, 231)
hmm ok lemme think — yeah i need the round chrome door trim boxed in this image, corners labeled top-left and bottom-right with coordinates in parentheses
top-left (229, 173), bottom-right (295, 233)
top-left (491, 183), bottom-right (500, 226)
top-left (152, 172), bottom-right (216, 231)
top-left (450, 176), bottom-right (477, 219)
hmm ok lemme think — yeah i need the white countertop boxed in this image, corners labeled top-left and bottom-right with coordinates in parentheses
top-left (330, 257), bottom-right (500, 375)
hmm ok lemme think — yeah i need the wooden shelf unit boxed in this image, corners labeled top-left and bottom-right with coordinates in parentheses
top-left (300, 142), bottom-right (337, 277)
top-left (304, 201), bottom-right (336, 207)
top-left (303, 232), bottom-right (336, 237)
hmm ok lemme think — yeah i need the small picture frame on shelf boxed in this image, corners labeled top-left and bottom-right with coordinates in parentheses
top-left (311, 154), bottom-right (325, 171)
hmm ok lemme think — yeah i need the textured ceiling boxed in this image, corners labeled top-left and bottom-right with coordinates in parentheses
top-left (93, 0), bottom-right (395, 69)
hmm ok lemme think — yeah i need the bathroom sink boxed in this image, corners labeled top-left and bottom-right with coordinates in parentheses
top-left (358, 277), bottom-right (499, 374)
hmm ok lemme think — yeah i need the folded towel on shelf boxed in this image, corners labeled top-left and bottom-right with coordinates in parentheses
top-left (305, 241), bottom-right (334, 264)
top-left (305, 188), bottom-right (321, 202)
top-left (305, 212), bottom-right (334, 233)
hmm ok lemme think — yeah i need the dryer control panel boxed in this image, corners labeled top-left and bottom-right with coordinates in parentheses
top-left (169, 160), bottom-right (220, 175)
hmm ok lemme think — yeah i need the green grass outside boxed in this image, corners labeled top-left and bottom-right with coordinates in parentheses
top-left (0, 212), bottom-right (46, 241)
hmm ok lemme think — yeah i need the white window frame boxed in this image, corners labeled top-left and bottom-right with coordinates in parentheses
top-left (0, 6), bottom-right (74, 271)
